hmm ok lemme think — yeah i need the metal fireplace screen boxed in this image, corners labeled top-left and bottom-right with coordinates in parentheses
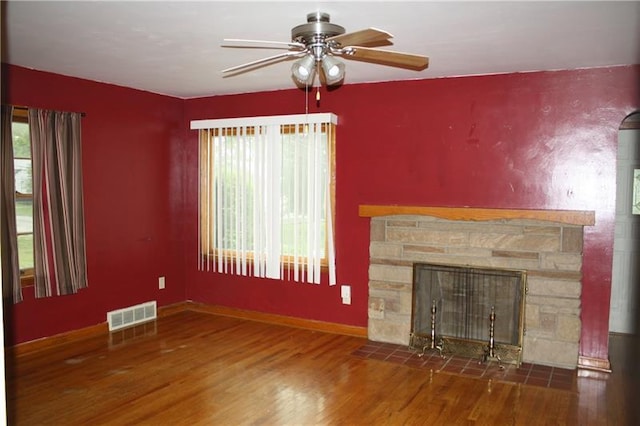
top-left (410, 263), bottom-right (526, 365)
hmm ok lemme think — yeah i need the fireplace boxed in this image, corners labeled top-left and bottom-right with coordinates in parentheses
top-left (410, 262), bottom-right (526, 365)
top-left (360, 205), bottom-right (595, 369)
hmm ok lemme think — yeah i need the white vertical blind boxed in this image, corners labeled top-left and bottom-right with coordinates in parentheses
top-left (193, 113), bottom-right (337, 285)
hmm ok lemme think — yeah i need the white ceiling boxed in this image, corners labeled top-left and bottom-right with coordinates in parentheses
top-left (3, 1), bottom-right (639, 99)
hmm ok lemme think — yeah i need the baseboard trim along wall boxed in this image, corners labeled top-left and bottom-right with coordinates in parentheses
top-left (9, 302), bottom-right (188, 357)
top-left (578, 355), bottom-right (612, 373)
top-left (186, 301), bottom-right (368, 338)
top-left (10, 322), bottom-right (109, 358)
top-left (9, 301), bottom-right (367, 357)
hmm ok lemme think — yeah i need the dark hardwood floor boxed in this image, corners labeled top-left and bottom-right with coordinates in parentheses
top-left (6, 311), bottom-right (639, 425)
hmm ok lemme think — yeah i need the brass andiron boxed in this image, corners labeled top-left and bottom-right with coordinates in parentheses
top-left (412, 299), bottom-right (444, 358)
top-left (481, 306), bottom-right (504, 369)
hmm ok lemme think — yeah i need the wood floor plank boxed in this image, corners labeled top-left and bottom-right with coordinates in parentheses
top-left (6, 311), bottom-right (638, 425)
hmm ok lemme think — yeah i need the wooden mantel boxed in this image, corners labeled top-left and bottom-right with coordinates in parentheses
top-left (358, 205), bottom-right (595, 226)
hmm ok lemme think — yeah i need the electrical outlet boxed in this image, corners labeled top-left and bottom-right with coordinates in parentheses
top-left (341, 285), bottom-right (351, 305)
top-left (158, 276), bottom-right (165, 290)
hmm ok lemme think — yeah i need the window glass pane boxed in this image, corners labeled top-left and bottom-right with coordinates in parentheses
top-left (13, 121), bottom-right (32, 194)
top-left (213, 134), bottom-right (256, 250)
top-left (16, 198), bottom-right (33, 234)
top-left (14, 158), bottom-right (32, 194)
top-left (12, 122), bottom-right (30, 158)
top-left (13, 119), bottom-right (34, 272)
top-left (17, 234), bottom-right (34, 271)
top-left (280, 131), bottom-right (328, 258)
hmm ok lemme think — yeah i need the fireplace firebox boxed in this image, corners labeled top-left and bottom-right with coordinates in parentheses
top-left (410, 263), bottom-right (526, 365)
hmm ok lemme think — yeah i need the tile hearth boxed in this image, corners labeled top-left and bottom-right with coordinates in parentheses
top-left (352, 341), bottom-right (576, 391)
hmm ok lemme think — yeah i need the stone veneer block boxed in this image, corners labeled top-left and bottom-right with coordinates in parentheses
top-left (370, 219), bottom-right (386, 242)
top-left (368, 264), bottom-right (412, 284)
top-left (370, 258), bottom-right (413, 267)
top-left (528, 270), bottom-right (582, 281)
top-left (562, 227), bottom-right (584, 253)
top-left (523, 225), bottom-right (562, 235)
top-left (403, 244), bottom-right (446, 254)
top-left (388, 228), bottom-right (468, 246)
top-left (556, 314), bottom-right (581, 342)
top-left (539, 312), bottom-right (557, 331)
top-left (492, 250), bottom-right (540, 260)
top-left (526, 304), bottom-right (540, 327)
top-left (369, 242), bottom-right (403, 259)
top-left (369, 280), bottom-right (411, 292)
top-left (368, 318), bottom-right (411, 346)
top-left (540, 253), bottom-right (582, 271)
top-left (406, 253), bottom-right (539, 272)
top-left (445, 247), bottom-right (495, 257)
top-left (522, 337), bottom-right (579, 368)
top-left (387, 219), bottom-right (418, 228)
top-left (527, 277), bottom-right (581, 298)
top-left (527, 295), bottom-right (580, 312)
top-left (469, 233), bottom-right (561, 252)
top-left (368, 298), bottom-right (385, 320)
top-left (420, 221), bottom-right (524, 235)
top-left (368, 289), bottom-right (411, 315)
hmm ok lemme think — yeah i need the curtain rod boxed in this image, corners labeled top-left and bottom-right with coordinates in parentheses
top-left (9, 104), bottom-right (86, 117)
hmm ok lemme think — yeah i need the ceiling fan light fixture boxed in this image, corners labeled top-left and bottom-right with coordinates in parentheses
top-left (291, 54), bottom-right (316, 85)
top-left (321, 55), bottom-right (345, 85)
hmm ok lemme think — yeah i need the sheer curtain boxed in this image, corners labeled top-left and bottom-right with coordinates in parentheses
top-left (192, 113), bottom-right (337, 285)
top-left (29, 109), bottom-right (88, 297)
top-left (1, 105), bottom-right (22, 303)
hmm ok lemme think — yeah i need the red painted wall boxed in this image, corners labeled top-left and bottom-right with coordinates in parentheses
top-left (184, 66), bottom-right (640, 361)
top-left (2, 65), bottom-right (186, 344)
top-left (4, 64), bottom-right (639, 363)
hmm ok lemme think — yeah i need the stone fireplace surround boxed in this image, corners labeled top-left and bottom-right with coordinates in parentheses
top-left (360, 205), bottom-right (595, 369)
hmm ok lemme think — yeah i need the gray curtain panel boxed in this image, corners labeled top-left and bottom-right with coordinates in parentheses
top-left (29, 109), bottom-right (88, 297)
top-left (1, 105), bottom-right (23, 303)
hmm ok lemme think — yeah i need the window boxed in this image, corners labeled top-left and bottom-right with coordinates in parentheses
top-left (11, 108), bottom-right (34, 282)
top-left (192, 113), bottom-right (337, 285)
top-left (3, 106), bottom-right (87, 300)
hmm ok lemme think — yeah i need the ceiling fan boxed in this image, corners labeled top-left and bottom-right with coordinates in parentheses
top-left (221, 12), bottom-right (429, 87)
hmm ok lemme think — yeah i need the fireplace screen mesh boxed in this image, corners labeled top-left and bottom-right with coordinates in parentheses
top-left (412, 263), bottom-right (525, 350)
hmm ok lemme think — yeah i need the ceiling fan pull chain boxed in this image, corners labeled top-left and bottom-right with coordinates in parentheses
top-left (305, 82), bottom-right (309, 116)
top-left (315, 63), bottom-right (321, 104)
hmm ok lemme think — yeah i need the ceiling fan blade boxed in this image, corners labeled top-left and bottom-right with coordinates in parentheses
top-left (222, 38), bottom-right (306, 50)
top-left (326, 28), bottom-right (392, 48)
top-left (341, 46), bottom-right (429, 70)
top-left (222, 51), bottom-right (304, 74)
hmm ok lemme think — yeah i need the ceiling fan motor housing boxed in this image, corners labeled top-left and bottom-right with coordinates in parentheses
top-left (291, 12), bottom-right (345, 46)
